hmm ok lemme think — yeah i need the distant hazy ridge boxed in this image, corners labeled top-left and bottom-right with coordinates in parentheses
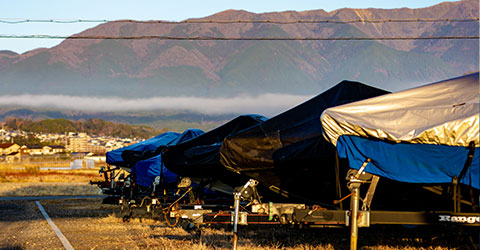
top-left (0, 0), bottom-right (477, 98)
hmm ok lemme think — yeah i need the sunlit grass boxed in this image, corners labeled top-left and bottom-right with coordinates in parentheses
top-left (0, 163), bottom-right (101, 182)
top-left (0, 182), bottom-right (100, 196)
top-left (0, 163), bottom-right (104, 196)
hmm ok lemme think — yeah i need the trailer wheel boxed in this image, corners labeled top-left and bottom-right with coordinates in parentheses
top-left (280, 214), bottom-right (289, 224)
top-left (273, 215), bottom-right (280, 222)
top-left (182, 222), bottom-right (195, 232)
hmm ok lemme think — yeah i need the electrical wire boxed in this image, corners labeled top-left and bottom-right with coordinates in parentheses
top-left (0, 17), bottom-right (478, 25)
top-left (0, 18), bottom-right (108, 24)
top-left (1, 17), bottom-right (476, 41)
top-left (0, 34), bottom-right (477, 40)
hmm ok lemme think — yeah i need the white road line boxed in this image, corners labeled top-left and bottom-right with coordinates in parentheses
top-left (35, 201), bottom-right (75, 250)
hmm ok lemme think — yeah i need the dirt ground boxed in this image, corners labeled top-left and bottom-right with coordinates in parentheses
top-left (0, 197), bottom-right (478, 250)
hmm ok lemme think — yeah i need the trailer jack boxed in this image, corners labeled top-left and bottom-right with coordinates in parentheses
top-left (346, 158), bottom-right (379, 250)
top-left (232, 179), bottom-right (259, 250)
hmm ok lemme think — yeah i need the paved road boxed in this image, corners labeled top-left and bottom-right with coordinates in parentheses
top-left (0, 197), bottom-right (162, 249)
top-left (0, 199), bottom-right (65, 249)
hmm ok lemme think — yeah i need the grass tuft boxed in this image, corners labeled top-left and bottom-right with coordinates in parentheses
top-left (24, 166), bottom-right (40, 175)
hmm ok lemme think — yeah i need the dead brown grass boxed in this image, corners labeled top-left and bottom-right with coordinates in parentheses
top-left (0, 182), bottom-right (100, 196)
top-left (0, 166), bottom-right (476, 249)
top-left (62, 215), bottom-right (476, 250)
top-left (0, 165), bottom-right (103, 196)
top-left (2, 198), bottom-right (473, 250)
top-left (0, 161), bottom-right (72, 168)
top-left (0, 166), bottom-right (102, 183)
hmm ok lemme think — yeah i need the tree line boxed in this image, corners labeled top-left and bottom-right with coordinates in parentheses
top-left (3, 117), bottom-right (164, 139)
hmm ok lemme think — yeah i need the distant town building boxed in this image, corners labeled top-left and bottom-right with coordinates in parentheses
top-left (0, 143), bottom-right (20, 155)
top-left (21, 145), bottom-right (44, 155)
top-left (1, 128), bottom-right (141, 157)
top-left (85, 153), bottom-right (106, 163)
top-left (67, 136), bottom-right (88, 153)
top-left (87, 144), bottom-right (106, 154)
top-left (5, 152), bottom-right (28, 162)
top-left (43, 145), bottom-right (66, 155)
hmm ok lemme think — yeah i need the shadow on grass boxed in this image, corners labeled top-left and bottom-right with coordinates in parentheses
top-left (0, 191), bottom-right (477, 250)
top-left (0, 246), bottom-right (24, 250)
top-left (359, 225), bottom-right (479, 250)
top-left (149, 225), bottom-right (479, 250)
top-left (0, 198), bottom-right (118, 222)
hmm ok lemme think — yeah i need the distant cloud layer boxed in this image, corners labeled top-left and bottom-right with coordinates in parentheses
top-left (0, 94), bottom-right (314, 116)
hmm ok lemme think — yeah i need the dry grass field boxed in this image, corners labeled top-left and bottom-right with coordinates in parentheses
top-left (2, 198), bottom-right (476, 250)
top-left (0, 164), bottom-right (477, 249)
top-left (0, 164), bottom-right (102, 196)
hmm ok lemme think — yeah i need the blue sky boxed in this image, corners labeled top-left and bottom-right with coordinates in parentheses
top-left (1, 0), bottom-right (454, 53)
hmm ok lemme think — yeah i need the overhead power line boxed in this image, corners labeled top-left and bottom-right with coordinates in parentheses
top-left (0, 19), bottom-right (109, 24)
top-left (0, 34), bottom-right (477, 40)
top-left (0, 17), bottom-right (478, 25)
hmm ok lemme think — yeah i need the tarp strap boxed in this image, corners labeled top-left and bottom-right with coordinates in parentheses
top-left (160, 158), bottom-right (165, 186)
top-left (334, 151), bottom-right (343, 209)
top-left (458, 141), bottom-right (476, 181)
top-left (453, 141), bottom-right (476, 212)
top-left (464, 142), bottom-right (479, 212)
top-left (157, 147), bottom-right (169, 189)
top-left (452, 176), bottom-right (459, 212)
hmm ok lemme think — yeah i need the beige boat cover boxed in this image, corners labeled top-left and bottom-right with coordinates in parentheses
top-left (321, 73), bottom-right (479, 147)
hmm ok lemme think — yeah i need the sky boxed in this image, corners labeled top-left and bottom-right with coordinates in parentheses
top-left (1, 0), bottom-right (454, 54)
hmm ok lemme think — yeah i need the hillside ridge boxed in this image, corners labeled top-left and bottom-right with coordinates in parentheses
top-left (0, 0), bottom-right (477, 97)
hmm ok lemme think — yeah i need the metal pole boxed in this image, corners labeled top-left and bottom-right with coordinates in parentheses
top-left (232, 193), bottom-right (240, 250)
top-left (350, 184), bottom-right (360, 250)
top-left (110, 169), bottom-right (115, 189)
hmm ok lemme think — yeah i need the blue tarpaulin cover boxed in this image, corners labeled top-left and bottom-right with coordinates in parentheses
top-left (106, 132), bottom-right (180, 166)
top-left (134, 129), bottom-right (205, 187)
top-left (134, 155), bottom-right (178, 186)
top-left (322, 73), bottom-right (479, 188)
top-left (337, 135), bottom-right (479, 189)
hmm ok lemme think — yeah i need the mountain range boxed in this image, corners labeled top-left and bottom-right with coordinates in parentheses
top-left (0, 107), bottom-right (233, 131)
top-left (0, 0), bottom-right (478, 98)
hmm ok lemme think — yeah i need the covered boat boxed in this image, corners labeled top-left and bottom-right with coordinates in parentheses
top-left (163, 114), bottom-right (268, 193)
top-left (133, 129), bottom-right (206, 187)
top-left (321, 73), bottom-right (479, 190)
top-left (106, 131), bottom-right (180, 168)
top-left (220, 81), bottom-right (389, 203)
top-left (106, 129), bottom-right (204, 170)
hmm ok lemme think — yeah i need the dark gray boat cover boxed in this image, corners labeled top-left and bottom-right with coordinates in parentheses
top-left (220, 81), bottom-right (389, 172)
top-left (219, 81), bottom-right (389, 202)
top-left (162, 114), bottom-right (267, 190)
